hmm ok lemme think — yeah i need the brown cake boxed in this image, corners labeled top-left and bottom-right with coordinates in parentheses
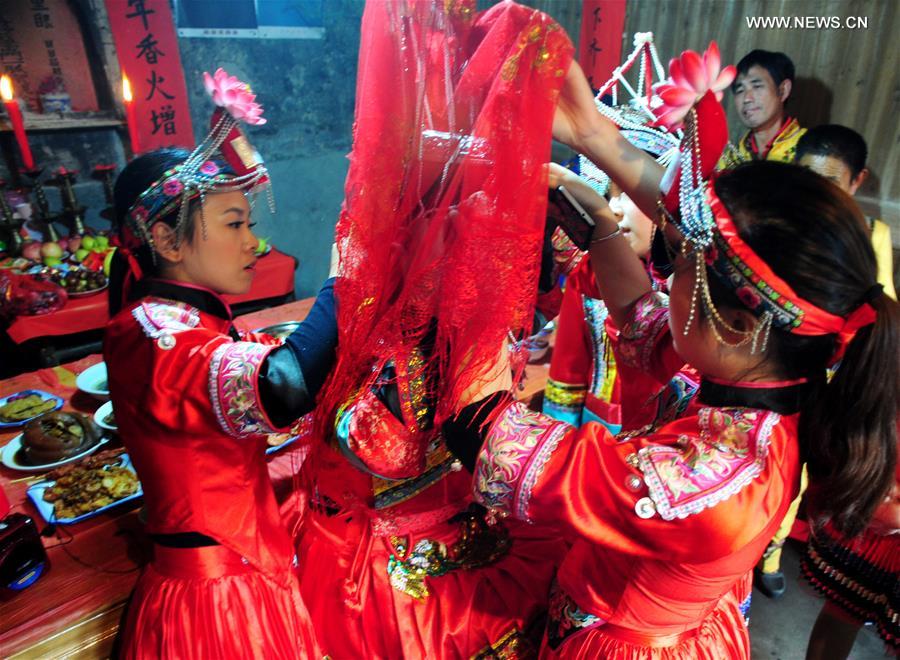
top-left (22, 412), bottom-right (101, 464)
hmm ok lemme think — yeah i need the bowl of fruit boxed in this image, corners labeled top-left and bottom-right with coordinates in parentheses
top-left (40, 265), bottom-right (108, 297)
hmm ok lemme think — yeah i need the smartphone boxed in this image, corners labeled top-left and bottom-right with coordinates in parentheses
top-left (547, 185), bottom-right (595, 251)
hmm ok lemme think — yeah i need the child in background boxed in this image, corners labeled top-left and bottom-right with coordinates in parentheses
top-left (106, 71), bottom-right (336, 659)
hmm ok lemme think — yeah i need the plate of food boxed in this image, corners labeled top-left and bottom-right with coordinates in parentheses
top-left (1, 412), bottom-right (107, 472)
top-left (0, 389), bottom-right (64, 429)
top-left (76, 362), bottom-right (109, 401)
top-left (27, 449), bottom-right (142, 524)
top-left (94, 400), bottom-right (117, 432)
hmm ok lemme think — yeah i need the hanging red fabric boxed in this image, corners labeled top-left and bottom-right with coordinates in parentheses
top-left (314, 0), bottom-right (573, 459)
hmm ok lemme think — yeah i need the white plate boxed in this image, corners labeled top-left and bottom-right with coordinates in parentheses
top-left (0, 433), bottom-right (109, 472)
top-left (76, 362), bottom-right (109, 401)
top-left (27, 453), bottom-right (142, 525)
top-left (94, 400), bottom-right (116, 432)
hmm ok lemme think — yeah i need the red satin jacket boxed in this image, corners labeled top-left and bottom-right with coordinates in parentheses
top-left (104, 283), bottom-right (295, 582)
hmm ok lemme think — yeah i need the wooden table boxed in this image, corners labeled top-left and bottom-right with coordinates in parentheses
top-left (0, 299), bottom-right (550, 657)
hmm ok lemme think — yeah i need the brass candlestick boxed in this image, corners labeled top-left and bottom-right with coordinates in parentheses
top-left (22, 168), bottom-right (60, 242)
top-left (92, 164), bottom-right (117, 222)
top-left (50, 167), bottom-right (86, 235)
top-left (0, 179), bottom-right (24, 254)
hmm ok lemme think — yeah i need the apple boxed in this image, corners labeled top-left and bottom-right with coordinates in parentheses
top-left (255, 237), bottom-right (268, 255)
top-left (43, 256), bottom-right (62, 267)
top-left (21, 241), bottom-right (42, 261)
top-left (81, 235), bottom-right (96, 251)
top-left (40, 241), bottom-right (63, 259)
top-left (93, 235), bottom-right (109, 251)
top-left (57, 237), bottom-right (69, 252)
top-left (74, 248), bottom-right (90, 262)
top-left (68, 235), bottom-right (82, 252)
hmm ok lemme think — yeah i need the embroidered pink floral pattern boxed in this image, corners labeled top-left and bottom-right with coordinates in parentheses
top-left (209, 342), bottom-right (279, 437)
top-left (474, 402), bottom-right (571, 521)
top-left (617, 291), bottom-right (670, 371)
top-left (199, 160), bottom-right (220, 175)
top-left (162, 177), bottom-right (184, 197)
top-left (132, 299), bottom-right (200, 339)
top-left (736, 285), bottom-right (762, 309)
top-left (637, 407), bottom-right (779, 520)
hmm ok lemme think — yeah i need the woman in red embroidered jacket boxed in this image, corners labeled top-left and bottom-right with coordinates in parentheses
top-left (105, 88), bottom-right (337, 657)
top-left (445, 61), bottom-right (900, 658)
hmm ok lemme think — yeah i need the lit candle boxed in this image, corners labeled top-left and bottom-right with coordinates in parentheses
top-left (0, 75), bottom-right (35, 170)
top-left (122, 75), bottom-right (141, 154)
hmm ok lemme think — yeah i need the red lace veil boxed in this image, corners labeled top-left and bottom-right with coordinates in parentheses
top-left (313, 1), bottom-right (572, 449)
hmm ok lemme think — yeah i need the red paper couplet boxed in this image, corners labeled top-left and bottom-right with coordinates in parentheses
top-left (578, 0), bottom-right (627, 92)
top-left (105, 0), bottom-right (194, 153)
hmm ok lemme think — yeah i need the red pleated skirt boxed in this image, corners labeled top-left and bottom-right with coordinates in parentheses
top-left (120, 545), bottom-right (320, 659)
top-left (540, 578), bottom-right (751, 660)
top-left (801, 522), bottom-right (899, 651)
top-left (297, 506), bottom-right (564, 658)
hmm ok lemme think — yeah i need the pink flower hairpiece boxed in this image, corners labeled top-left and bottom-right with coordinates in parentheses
top-left (202, 67), bottom-right (266, 125)
top-left (652, 42), bottom-right (736, 130)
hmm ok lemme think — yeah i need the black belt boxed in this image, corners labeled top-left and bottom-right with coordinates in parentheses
top-left (151, 531), bottom-right (219, 548)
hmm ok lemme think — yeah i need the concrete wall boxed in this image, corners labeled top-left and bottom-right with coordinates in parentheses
top-left (176, 0), bottom-right (362, 296)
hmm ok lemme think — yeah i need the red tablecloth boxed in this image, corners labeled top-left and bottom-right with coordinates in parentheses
top-left (6, 248), bottom-right (297, 344)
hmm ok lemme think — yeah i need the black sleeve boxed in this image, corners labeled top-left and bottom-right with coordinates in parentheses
top-left (441, 392), bottom-right (508, 472)
top-left (258, 278), bottom-right (338, 428)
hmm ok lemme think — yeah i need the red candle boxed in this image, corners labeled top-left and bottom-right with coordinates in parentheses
top-left (122, 75), bottom-right (142, 154)
top-left (0, 75), bottom-right (35, 170)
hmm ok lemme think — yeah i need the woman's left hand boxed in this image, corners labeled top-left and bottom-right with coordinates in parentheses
top-left (552, 61), bottom-right (606, 153)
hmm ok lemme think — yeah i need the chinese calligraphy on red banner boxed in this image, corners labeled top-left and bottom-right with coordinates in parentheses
top-left (105, 0), bottom-right (193, 153)
top-left (578, 0), bottom-right (627, 92)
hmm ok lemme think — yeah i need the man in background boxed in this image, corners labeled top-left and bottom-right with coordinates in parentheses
top-left (722, 49), bottom-right (806, 166)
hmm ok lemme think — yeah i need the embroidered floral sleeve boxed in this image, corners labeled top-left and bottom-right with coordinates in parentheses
top-left (209, 341), bottom-right (285, 438)
top-left (617, 291), bottom-right (671, 372)
top-left (474, 401), bottom-right (571, 521)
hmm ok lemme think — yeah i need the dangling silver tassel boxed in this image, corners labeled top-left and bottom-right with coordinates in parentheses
top-left (266, 180), bottom-right (276, 215)
top-left (199, 190), bottom-right (208, 241)
top-left (750, 311), bottom-right (773, 355)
